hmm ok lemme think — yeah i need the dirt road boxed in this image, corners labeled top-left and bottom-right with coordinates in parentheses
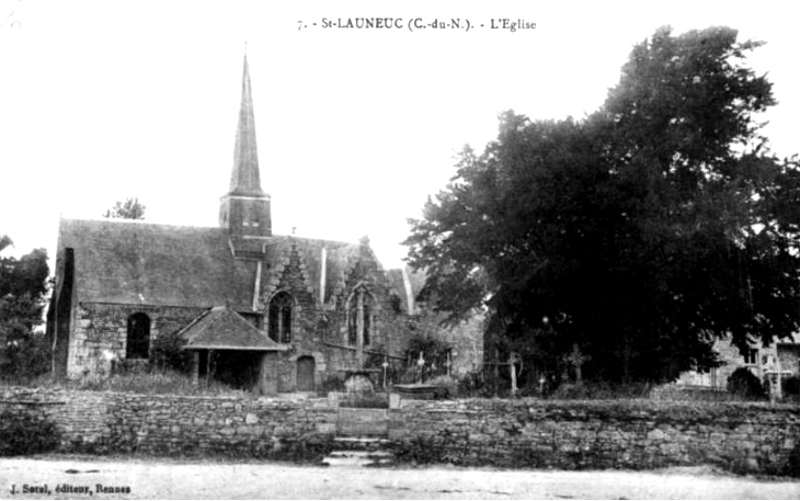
top-left (1, 456), bottom-right (798, 500)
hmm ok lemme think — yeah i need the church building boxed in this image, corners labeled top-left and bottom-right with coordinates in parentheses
top-left (46, 53), bottom-right (423, 394)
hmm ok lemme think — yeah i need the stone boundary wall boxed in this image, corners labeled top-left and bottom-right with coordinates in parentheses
top-left (0, 388), bottom-right (336, 458)
top-left (2, 388), bottom-right (798, 476)
top-left (388, 399), bottom-right (800, 476)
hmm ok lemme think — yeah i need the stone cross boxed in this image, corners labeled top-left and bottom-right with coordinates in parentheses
top-left (566, 344), bottom-right (590, 384)
top-left (508, 352), bottom-right (521, 397)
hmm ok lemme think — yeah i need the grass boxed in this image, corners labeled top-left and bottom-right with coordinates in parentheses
top-left (3, 369), bottom-right (247, 397)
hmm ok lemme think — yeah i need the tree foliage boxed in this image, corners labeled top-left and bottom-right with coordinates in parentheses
top-left (104, 197), bottom-right (146, 220)
top-left (0, 240), bottom-right (50, 381)
top-left (405, 26), bottom-right (800, 384)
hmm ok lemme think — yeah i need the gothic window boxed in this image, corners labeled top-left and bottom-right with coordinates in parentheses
top-left (126, 312), bottom-right (151, 359)
top-left (269, 292), bottom-right (293, 343)
top-left (347, 286), bottom-right (373, 347)
top-left (743, 348), bottom-right (758, 365)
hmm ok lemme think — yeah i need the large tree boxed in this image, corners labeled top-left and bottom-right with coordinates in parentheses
top-left (0, 237), bottom-right (50, 381)
top-left (104, 197), bottom-right (146, 220)
top-left (405, 26), bottom-right (800, 385)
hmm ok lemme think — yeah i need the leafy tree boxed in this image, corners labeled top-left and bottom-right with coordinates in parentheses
top-left (104, 197), bottom-right (146, 220)
top-left (0, 234), bottom-right (12, 253)
top-left (0, 241), bottom-right (50, 381)
top-left (405, 26), bottom-right (800, 385)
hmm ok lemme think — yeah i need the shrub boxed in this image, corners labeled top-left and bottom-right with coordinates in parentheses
top-left (427, 375), bottom-right (458, 399)
top-left (318, 374), bottom-right (345, 396)
top-left (456, 369), bottom-right (492, 398)
top-left (338, 392), bottom-right (388, 409)
top-left (787, 441), bottom-right (800, 478)
top-left (0, 332), bottom-right (52, 384)
top-left (0, 409), bottom-right (61, 456)
top-left (783, 375), bottom-right (800, 396)
top-left (727, 367), bottom-right (766, 400)
top-left (150, 331), bottom-right (192, 373)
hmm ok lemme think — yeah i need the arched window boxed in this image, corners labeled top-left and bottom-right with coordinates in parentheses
top-left (269, 292), bottom-right (294, 343)
top-left (126, 312), bottom-right (151, 359)
top-left (347, 286), bottom-right (373, 347)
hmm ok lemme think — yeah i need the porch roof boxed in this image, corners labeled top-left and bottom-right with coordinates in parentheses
top-left (180, 306), bottom-right (288, 351)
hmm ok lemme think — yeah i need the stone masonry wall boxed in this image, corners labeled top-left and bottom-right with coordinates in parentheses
top-left (0, 388), bottom-right (336, 458)
top-left (69, 303), bottom-right (204, 379)
top-left (2, 388), bottom-right (798, 476)
top-left (389, 399), bottom-right (800, 476)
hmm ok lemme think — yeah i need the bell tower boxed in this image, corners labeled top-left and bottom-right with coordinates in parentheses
top-left (219, 50), bottom-right (272, 240)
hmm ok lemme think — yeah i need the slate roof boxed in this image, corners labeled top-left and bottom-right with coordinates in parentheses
top-left (56, 218), bottom-right (373, 310)
top-left (57, 218), bottom-right (257, 309)
top-left (179, 306), bottom-right (287, 351)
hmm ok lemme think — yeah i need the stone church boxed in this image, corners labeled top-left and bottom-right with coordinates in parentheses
top-left (46, 53), bottom-right (440, 394)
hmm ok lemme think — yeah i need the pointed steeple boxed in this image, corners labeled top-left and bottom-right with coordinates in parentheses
top-left (219, 48), bottom-right (272, 240)
top-left (229, 50), bottom-right (264, 196)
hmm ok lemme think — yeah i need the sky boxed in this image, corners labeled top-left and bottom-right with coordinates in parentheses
top-left (1, 1), bottom-right (798, 271)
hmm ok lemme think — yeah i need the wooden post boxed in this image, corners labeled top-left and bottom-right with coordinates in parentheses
top-left (382, 356), bottom-right (389, 390)
top-left (192, 351), bottom-right (200, 385)
top-left (206, 349), bottom-right (213, 387)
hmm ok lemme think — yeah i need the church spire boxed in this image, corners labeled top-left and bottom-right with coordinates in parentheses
top-left (229, 50), bottom-right (264, 196)
top-left (219, 48), bottom-right (272, 239)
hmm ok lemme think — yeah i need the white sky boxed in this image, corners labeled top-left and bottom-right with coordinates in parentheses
top-left (1, 1), bottom-right (798, 270)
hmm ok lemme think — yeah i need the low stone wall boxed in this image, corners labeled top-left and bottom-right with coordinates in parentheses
top-left (388, 399), bottom-right (800, 476)
top-left (2, 388), bottom-right (798, 476)
top-left (0, 388), bottom-right (336, 458)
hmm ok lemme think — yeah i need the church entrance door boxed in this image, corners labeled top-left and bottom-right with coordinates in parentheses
top-left (297, 356), bottom-right (315, 392)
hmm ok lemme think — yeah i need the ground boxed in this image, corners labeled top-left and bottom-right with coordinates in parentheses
top-left (1, 456), bottom-right (799, 500)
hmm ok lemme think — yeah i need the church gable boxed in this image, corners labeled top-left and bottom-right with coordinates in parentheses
top-left (259, 241), bottom-right (316, 344)
top-left (326, 242), bottom-right (405, 351)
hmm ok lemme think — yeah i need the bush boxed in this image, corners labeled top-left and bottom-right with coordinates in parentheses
top-left (338, 393), bottom-right (389, 409)
top-left (0, 332), bottom-right (52, 384)
top-left (150, 331), bottom-right (192, 373)
top-left (318, 374), bottom-right (345, 396)
top-left (427, 375), bottom-right (458, 399)
top-left (456, 369), bottom-right (492, 398)
top-left (783, 375), bottom-right (800, 396)
top-left (0, 409), bottom-right (61, 456)
top-left (727, 368), bottom-right (766, 400)
top-left (787, 441), bottom-right (800, 478)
